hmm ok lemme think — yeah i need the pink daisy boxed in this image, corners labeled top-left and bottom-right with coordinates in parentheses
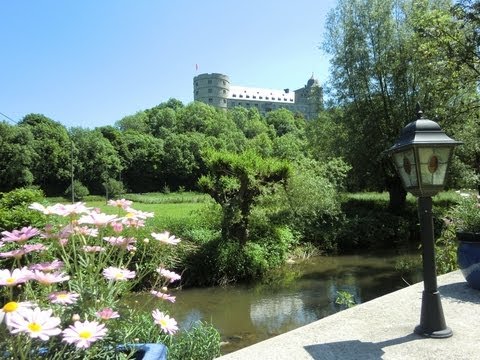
top-left (151, 231), bottom-right (181, 245)
top-left (82, 245), bottom-right (106, 253)
top-left (1, 226), bottom-right (40, 243)
top-left (8, 307), bottom-right (61, 341)
top-left (0, 249), bottom-right (26, 259)
top-left (102, 267), bottom-right (136, 281)
top-left (78, 212), bottom-right (118, 227)
top-left (110, 222), bottom-right (124, 233)
top-left (32, 270), bottom-right (70, 285)
top-left (152, 310), bottom-right (178, 335)
top-left (0, 267), bottom-right (33, 286)
top-left (107, 199), bottom-right (132, 210)
top-left (0, 301), bottom-right (35, 325)
top-left (0, 245), bottom-right (47, 260)
top-left (150, 290), bottom-right (176, 303)
top-left (96, 308), bottom-right (120, 320)
top-left (29, 202), bottom-right (57, 215)
top-left (59, 224), bottom-right (75, 239)
top-left (50, 202), bottom-right (91, 217)
top-left (29, 260), bottom-right (64, 272)
top-left (156, 268), bottom-right (181, 283)
top-left (122, 219), bottom-right (145, 228)
top-left (103, 236), bottom-right (136, 251)
top-left (48, 291), bottom-right (79, 305)
top-left (22, 243), bottom-right (48, 253)
top-left (73, 226), bottom-right (99, 237)
top-left (123, 208), bottom-right (154, 220)
top-left (62, 320), bottom-right (107, 349)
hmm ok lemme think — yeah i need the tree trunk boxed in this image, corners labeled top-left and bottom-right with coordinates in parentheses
top-left (387, 174), bottom-right (407, 213)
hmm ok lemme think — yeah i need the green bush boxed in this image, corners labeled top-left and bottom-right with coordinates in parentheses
top-left (166, 322), bottom-right (221, 360)
top-left (337, 211), bottom-right (413, 251)
top-left (435, 221), bottom-right (459, 275)
top-left (260, 158), bottom-right (345, 252)
top-left (103, 178), bottom-right (126, 199)
top-left (0, 187), bottom-right (44, 208)
top-left (0, 187), bottom-right (46, 231)
top-left (64, 180), bottom-right (90, 201)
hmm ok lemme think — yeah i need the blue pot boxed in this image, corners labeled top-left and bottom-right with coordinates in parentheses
top-left (116, 343), bottom-right (167, 360)
top-left (5, 343), bottom-right (167, 359)
top-left (456, 231), bottom-right (480, 290)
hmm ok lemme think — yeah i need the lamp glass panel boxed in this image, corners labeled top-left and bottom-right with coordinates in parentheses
top-left (417, 147), bottom-right (452, 186)
top-left (392, 149), bottom-right (418, 188)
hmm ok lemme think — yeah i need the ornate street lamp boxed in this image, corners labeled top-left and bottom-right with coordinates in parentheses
top-left (387, 105), bottom-right (461, 338)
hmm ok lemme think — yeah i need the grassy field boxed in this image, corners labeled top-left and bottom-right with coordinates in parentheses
top-left (47, 192), bottom-right (212, 224)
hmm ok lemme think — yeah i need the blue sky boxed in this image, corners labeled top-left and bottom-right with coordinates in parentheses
top-left (1, 0), bottom-right (337, 129)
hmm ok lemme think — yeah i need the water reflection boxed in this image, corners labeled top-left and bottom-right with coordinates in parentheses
top-left (132, 253), bottom-right (421, 354)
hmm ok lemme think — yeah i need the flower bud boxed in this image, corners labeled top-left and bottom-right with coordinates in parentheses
top-left (72, 314), bottom-right (81, 321)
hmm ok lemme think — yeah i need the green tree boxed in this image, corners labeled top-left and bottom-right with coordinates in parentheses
top-left (322, 0), bottom-right (477, 208)
top-left (306, 108), bottom-right (347, 160)
top-left (120, 132), bottom-right (165, 192)
top-left (162, 132), bottom-right (205, 190)
top-left (265, 108), bottom-right (304, 137)
top-left (18, 114), bottom-right (71, 195)
top-left (115, 111), bottom-right (148, 133)
top-left (0, 122), bottom-right (35, 191)
top-left (411, 0), bottom-right (480, 188)
top-left (70, 128), bottom-right (123, 194)
top-left (228, 107), bottom-right (271, 139)
top-left (145, 107), bottom-right (177, 138)
top-left (198, 150), bottom-right (290, 246)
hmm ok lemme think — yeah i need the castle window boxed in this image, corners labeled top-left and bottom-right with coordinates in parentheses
top-left (208, 79), bottom-right (212, 84)
top-left (223, 81), bottom-right (226, 85)
top-left (259, 96), bottom-right (263, 99)
top-left (239, 95), bottom-right (243, 98)
top-left (195, 82), bottom-right (198, 87)
top-left (246, 95), bottom-right (250, 98)
top-left (195, 91), bottom-right (199, 95)
top-left (223, 90), bottom-right (227, 94)
top-left (208, 98), bottom-right (213, 103)
top-left (232, 94), bottom-right (237, 97)
top-left (208, 88), bottom-right (212, 93)
top-left (253, 96), bottom-right (256, 99)
top-left (223, 99), bottom-right (226, 103)
top-left (265, 96), bottom-right (269, 100)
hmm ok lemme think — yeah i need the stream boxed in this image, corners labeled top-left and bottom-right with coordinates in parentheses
top-left (132, 252), bottom-right (421, 355)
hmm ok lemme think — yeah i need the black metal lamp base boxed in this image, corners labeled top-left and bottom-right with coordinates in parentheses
top-left (414, 325), bottom-right (453, 338)
top-left (414, 290), bottom-right (453, 338)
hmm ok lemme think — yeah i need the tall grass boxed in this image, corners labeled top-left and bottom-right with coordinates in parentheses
top-left (343, 190), bottom-right (461, 206)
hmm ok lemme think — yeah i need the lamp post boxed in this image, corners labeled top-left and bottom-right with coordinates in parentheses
top-left (387, 105), bottom-right (461, 338)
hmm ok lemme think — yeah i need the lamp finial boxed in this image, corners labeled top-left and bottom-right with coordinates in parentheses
top-left (416, 103), bottom-right (424, 119)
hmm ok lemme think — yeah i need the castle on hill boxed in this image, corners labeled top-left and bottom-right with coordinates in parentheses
top-left (193, 73), bottom-right (323, 119)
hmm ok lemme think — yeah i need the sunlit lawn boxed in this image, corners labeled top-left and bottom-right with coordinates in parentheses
top-left (47, 192), bottom-right (210, 224)
top-left (90, 201), bottom-right (206, 223)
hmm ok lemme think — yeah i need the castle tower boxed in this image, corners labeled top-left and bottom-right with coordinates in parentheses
top-left (294, 74), bottom-right (323, 119)
top-left (193, 73), bottom-right (230, 109)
